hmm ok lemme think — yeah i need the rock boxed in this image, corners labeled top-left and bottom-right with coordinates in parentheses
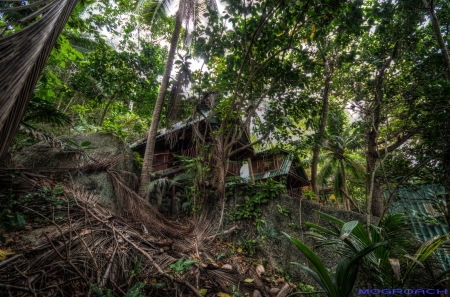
top-left (252, 290), bottom-right (262, 297)
top-left (256, 264), bottom-right (265, 277)
top-left (221, 264), bottom-right (233, 270)
top-left (13, 133), bottom-right (139, 214)
top-left (276, 283), bottom-right (292, 297)
top-left (269, 288), bottom-right (280, 297)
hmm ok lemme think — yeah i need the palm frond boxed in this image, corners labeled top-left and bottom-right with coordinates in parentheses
top-left (139, 0), bottom-right (171, 27)
top-left (19, 122), bottom-right (55, 143)
top-left (343, 156), bottom-right (365, 181)
top-left (318, 159), bottom-right (336, 186)
top-left (24, 97), bottom-right (72, 127)
top-left (0, 0), bottom-right (79, 162)
top-left (66, 33), bottom-right (99, 53)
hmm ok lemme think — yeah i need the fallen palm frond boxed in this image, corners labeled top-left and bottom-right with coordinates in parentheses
top-left (0, 188), bottom-right (187, 296)
top-left (0, 157), bottom-right (266, 296)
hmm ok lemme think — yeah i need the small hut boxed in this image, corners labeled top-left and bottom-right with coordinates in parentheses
top-left (245, 149), bottom-right (309, 198)
top-left (130, 111), bottom-right (254, 213)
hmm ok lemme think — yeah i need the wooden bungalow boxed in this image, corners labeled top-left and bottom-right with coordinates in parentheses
top-left (246, 149), bottom-right (310, 198)
top-left (130, 113), bottom-right (254, 178)
top-left (130, 111), bottom-right (254, 213)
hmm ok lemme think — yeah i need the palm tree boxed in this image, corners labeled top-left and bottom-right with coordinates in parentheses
top-left (316, 127), bottom-right (365, 210)
top-left (137, 0), bottom-right (217, 197)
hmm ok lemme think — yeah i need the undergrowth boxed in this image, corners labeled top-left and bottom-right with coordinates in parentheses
top-left (228, 178), bottom-right (286, 221)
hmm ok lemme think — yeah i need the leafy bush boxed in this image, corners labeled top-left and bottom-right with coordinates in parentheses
top-left (0, 185), bottom-right (68, 230)
top-left (284, 231), bottom-right (387, 297)
top-left (229, 178), bottom-right (286, 221)
top-left (305, 212), bottom-right (448, 287)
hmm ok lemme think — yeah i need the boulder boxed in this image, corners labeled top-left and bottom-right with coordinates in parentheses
top-left (13, 133), bottom-right (140, 214)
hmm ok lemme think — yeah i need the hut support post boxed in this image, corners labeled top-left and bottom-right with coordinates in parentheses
top-left (247, 158), bottom-right (255, 184)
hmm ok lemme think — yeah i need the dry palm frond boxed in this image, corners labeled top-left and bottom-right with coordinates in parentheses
top-left (0, 0), bottom-right (79, 162)
top-left (107, 168), bottom-right (193, 239)
top-left (0, 155), bottom-right (265, 296)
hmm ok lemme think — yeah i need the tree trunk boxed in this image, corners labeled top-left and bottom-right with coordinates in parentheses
top-left (339, 159), bottom-right (350, 210)
top-left (367, 127), bottom-right (383, 217)
top-left (365, 42), bottom-right (401, 217)
top-left (422, 0), bottom-right (450, 79)
top-left (311, 56), bottom-right (332, 199)
top-left (138, 6), bottom-right (184, 198)
top-left (99, 96), bottom-right (115, 126)
top-left (422, 0), bottom-right (450, 229)
top-left (443, 149), bottom-right (450, 229)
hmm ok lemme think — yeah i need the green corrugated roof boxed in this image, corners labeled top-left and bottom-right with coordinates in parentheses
top-left (387, 184), bottom-right (450, 271)
top-left (253, 152), bottom-right (308, 183)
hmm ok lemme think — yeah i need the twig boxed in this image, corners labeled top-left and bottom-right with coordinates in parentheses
top-left (22, 206), bottom-right (69, 257)
top-left (14, 266), bottom-right (37, 297)
top-left (100, 245), bottom-right (118, 288)
top-left (0, 254), bottom-right (22, 269)
top-left (44, 233), bottom-right (89, 284)
top-left (112, 225), bottom-right (203, 297)
top-left (340, 189), bottom-right (363, 214)
top-left (214, 194), bottom-right (227, 236)
top-left (0, 283), bottom-right (34, 293)
top-left (207, 225), bottom-right (240, 240)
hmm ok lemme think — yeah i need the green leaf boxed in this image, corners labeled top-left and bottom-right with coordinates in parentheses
top-left (16, 214), bottom-right (26, 228)
top-left (124, 282), bottom-right (145, 297)
top-left (283, 232), bottom-right (338, 297)
top-left (53, 184), bottom-right (64, 195)
top-left (81, 141), bottom-right (92, 147)
top-left (91, 284), bottom-right (104, 296)
top-left (305, 222), bottom-right (340, 237)
top-left (64, 139), bottom-right (80, 148)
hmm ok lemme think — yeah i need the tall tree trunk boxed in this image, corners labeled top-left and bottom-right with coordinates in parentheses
top-left (138, 6), bottom-right (184, 198)
top-left (422, 0), bottom-right (450, 79)
top-left (365, 42), bottom-right (401, 217)
top-left (443, 149), bottom-right (450, 228)
top-left (311, 56), bottom-right (332, 199)
top-left (99, 96), bottom-right (115, 127)
top-left (339, 159), bottom-right (350, 210)
top-left (423, 0), bottom-right (450, 227)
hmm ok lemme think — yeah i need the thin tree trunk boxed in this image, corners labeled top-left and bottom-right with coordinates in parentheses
top-left (99, 96), bottom-right (115, 127)
top-left (311, 56), bottom-right (332, 199)
top-left (366, 42), bottom-right (401, 217)
top-left (422, 0), bottom-right (450, 79)
top-left (422, 0), bottom-right (450, 229)
top-left (367, 128), bottom-right (385, 217)
top-left (63, 95), bottom-right (76, 113)
top-left (138, 6), bottom-right (184, 198)
top-left (171, 185), bottom-right (176, 215)
top-left (339, 159), bottom-right (350, 210)
top-left (443, 149), bottom-right (450, 229)
top-left (367, 127), bottom-right (383, 216)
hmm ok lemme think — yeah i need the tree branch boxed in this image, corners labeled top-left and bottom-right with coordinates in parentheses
top-left (377, 131), bottom-right (416, 156)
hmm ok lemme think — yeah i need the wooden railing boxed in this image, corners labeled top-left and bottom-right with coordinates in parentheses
top-left (227, 162), bottom-right (240, 175)
top-left (180, 147), bottom-right (197, 158)
top-left (288, 188), bottom-right (302, 198)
